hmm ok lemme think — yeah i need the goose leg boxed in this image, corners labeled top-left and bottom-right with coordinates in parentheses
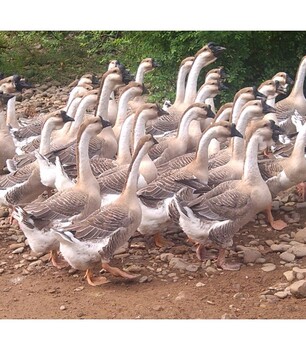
top-left (196, 244), bottom-right (217, 261)
top-left (49, 250), bottom-right (69, 269)
top-left (101, 262), bottom-right (140, 280)
top-left (296, 182), bottom-right (306, 202)
top-left (264, 205), bottom-right (287, 231)
top-left (154, 232), bottom-right (173, 248)
top-left (85, 269), bottom-right (109, 286)
top-left (216, 248), bottom-right (241, 271)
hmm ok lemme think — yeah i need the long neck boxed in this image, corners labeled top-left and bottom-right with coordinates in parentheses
top-left (242, 134), bottom-right (263, 184)
top-left (292, 123), bottom-right (306, 159)
top-left (195, 87), bottom-right (213, 103)
top-left (135, 63), bottom-right (146, 83)
top-left (76, 128), bottom-right (96, 184)
top-left (122, 143), bottom-right (149, 198)
top-left (59, 97), bottom-right (81, 135)
top-left (184, 57), bottom-right (206, 104)
top-left (133, 113), bottom-right (147, 149)
top-left (64, 86), bottom-right (82, 112)
top-left (193, 126), bottom-right (219, 171)
top-left (232, 109), bottom-right (256, 161)
top-left (177, 110), bottom-right (198, 140)
top-left (114, 88), bottom-right (138, 130)
top-left (116, 115), bottom-right (133, 165)
top-left (6, 96), bottom-right (19, 129)
top-left (205, 97), bottom-right (215, 113)
top-left (231, 97), bottom-right (247, 125)
top-left (70, 95), bottom-right (97, 133)
top-left (291, 58), bottom-right (306, 96)
top-left (0, 111), bottom-right (7, 130)
top-left (39, 121), bottom-right (57, 154)
top-left (96, 78), bottom-right (115, 120)
top-left (174, 65), bottom-right (189, 105)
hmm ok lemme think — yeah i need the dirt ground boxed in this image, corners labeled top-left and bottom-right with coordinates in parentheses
top-left (1, 202), bottom-right (306, 321)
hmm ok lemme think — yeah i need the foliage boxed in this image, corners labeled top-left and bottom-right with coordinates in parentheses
top-left (0, 31), bottom-right (305, 107)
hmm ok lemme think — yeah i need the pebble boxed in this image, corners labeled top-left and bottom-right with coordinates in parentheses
top-left (160, 253), bottom-right (174, 262)
top-left (60, 305), bottom-right (66, 311)
top-left (279, 252), bottom-right (295, 262)
top-left (261, 264), bottom-right (276, 272)
top-left (12, 247), bottom-right (24, 254)
top-left (289, 280), bottom-right (306, 298)
top-left (293, 228), bottom-right (306, 243)
top-left (270, 244), bottom-right (291, 252)
top-left (288, 246), bottom-right (306, 258)
top-left (139, 276), bottom-right (148, 283)
top-left (274, 291), bottom-right (290, 299)
top-left (0, 268), bottom-right (4, 274)
top-left (265, 240), bottom-right (274, 247)
top-left (243, 248), bottom-right (262, 264)
top-left (175, 291), bottom-right (186, 301)
top-left (283, 270), bottom-right (295, 282)
top-left (152, 305), bottom-right (163, 311)
top-left (196, 282), bottom-right (205, 287)
top-left (74, 286), bottom-right (84, 292)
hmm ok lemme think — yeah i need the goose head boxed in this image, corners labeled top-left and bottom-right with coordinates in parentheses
top-left (185, 102), bottom-right (216, 120)
top-left (77, 115), bottom-right (112, 140)
top-left (196, 79), bottom-right (228, 101)
top-left (233, 86), bottom-right (266, 108)
top-left (41, 110), bottom-right (75, 131)
top-left (78, 73), bottom-right (99, 86)
top-left (12, 75), bottom-right (32, 92)
top-left (99, 66), bottom-right (133, 93)
top-left (118, 81), bottom-right (148, 99)
top-left (108, 59), bottom-right (121, 70)
top-left (205, 66), bottom-right (227, 83)
top-left (258, 79), bottom-right (286, 99)
top-left (240, 99), bottom-right (277, 121)
top-left (139, 58), bottom-right (160, 73)
top-left (246, 119), bottom-right (285, 147)
top-left (272, 71), bottom-right (294, 92)
top-left (194, 42), bottom-right (226, 66)
top-left (208, 120), bottom-right (243, 143)
top-left (135, 102), bottom-right (169, 121)
top-left (180, 56), bottom-right (195, 72)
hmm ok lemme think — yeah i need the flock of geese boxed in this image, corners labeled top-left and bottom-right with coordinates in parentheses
top-left (0, 42), bottom-right (306, 286)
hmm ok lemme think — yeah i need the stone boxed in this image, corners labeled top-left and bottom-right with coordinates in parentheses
top-left (283, 270), bottom-right (295, 282)
top-left (175, 291), bottom-right (186, 301)
top-left (160, 253), bottom-right (174, 262)
top-left (289, 280), bottom-right (306, 298)
top-left (293, 228), bottom-right (306, 243)
top-left (195, 282), bottom-right (205, 287)
top-left (279, 252), bottom-right (295, 262)
top-left (0, 207), bottom-right (9, 218)
top-left (265, 240), bottom-right (275, 247)
top-left (152, 305), bottom-right (163, 311)
top-left (289, 246), bottom-right (306, 258)
top-left (206, 267), bottom-right (218, 275)
top-left (270, 244), bottom-right (291, 252)
top-left (12, 247), bottom-right (24, 254)
top-left (169, 257), bottom-right (199, 272)
top-left (274, 291), bottom-right (290, 299)
top-left (271, 200), bottom-right (280, 211)
top-left (261, 264), bottom-right (276, 272)
top-left (125, 265), bottom-right (145, 273)
top-left (255, 258), bottom-right (266, 264)
top-left (139, 276), bottom-right (148, 283)
top-left (243, 248), bottom-right (262, 264)
top-left (60, 305), bottom-right (66, 310)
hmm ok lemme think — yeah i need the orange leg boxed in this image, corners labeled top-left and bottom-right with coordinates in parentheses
top-left (296, 182), bottom-right (306, 202)
top-left (84, 269), bottom-right (109, 286)
top-left (154, 232), bottom-right (173, 248)
top-left (196, 243), bottom-right (217, 261)
top-left (101, 262), bottom-right (140, 280)
top-left (49, 250), bottom-right (70, 269)
top-left (264, 205), bottom-right (287, 231)
top-left (216, 248), bottom-right (241, 271)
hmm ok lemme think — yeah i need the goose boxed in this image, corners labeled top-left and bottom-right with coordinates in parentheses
top-left (12, 116), bottom-right (111, 269)
top-left (52, 134), bottom-right (158, 286)
top-left (203, 66), bottom-right (227, 112)
top-left (173, 119), bottom-right (284, 270)
top-left (258, 121), bottom-right (306, 229)
top-left (0, 111), bottom-right (75, 207)
top-left (0, 93), bottom-right (16, 174)
top-left (137, 121), bottom-right (242, 248)
top-left (6, 95), bottom-right (19, 130)
top-left (207, 100), bottom-right (277, 187)
top-left (148, 43), bottom-right (226, 136)
top-left (0, 74), bottom-right (32, 93)
top-left (275, 55), bottom-right (306, 134)
top-left (207, 86), bottom-right (266, 170)
top-left (112, 81), bottom-right (147, 140)
top-left (96, 103), bottom-right (168, 206)
top-left (149, 103), bottom-right (215, 166)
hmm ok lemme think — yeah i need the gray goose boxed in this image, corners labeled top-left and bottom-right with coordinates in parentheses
top-left (53, 134), bottom-right (158, 286)
top-left (174, 119), bottom-right (284, 270)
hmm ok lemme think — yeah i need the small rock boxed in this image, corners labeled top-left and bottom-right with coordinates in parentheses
top-left (12, 247), bottom-right (24, 254)
top-left (152, 305), bottom-right (163, 311)
top-left (270, 244), bottom-right (291, 252)
top-left (175, 291), bottom-right (186, 301)
top-left (60, 305), bottom-right (66, 311)
top-left (279, 252), bottom-right (295, 262)
top-left (283, 270), bottom-right (295, 282)
top-left (243, 248), bottom-right (262, 264)
top-left (255, 257), bottom-right (266, 264)
top-left (290, 280), bottom-right (306, 298)
top-left (0, 268), bottom-right (4, 274)
top-left (160, 253), bottom-right (174, 262)
top-left (288, 246), bottom-right (306, 258)
top-left (139, 276), bottom-right (148, 283)
top-left (206, 266), bottom-right (218, 275)
top-left (271, 200), bottom-right (280, 211)
top-left (9, 243), bottom-right (25, 250)
top-left (274, 291), bottom-right (290, 299)
top-left (293, 228), bottom-right (306, 243)
top-left (261, 264), bottom-right (276, 272)
top-left (168, 273), bottom-right (177, 278)
top-left (74, 286), bottom-right (84, 292)
top-left (125, 265), bottom-right (144, 273)
top-left (129, 242), bottom-right (146, 250)
top-left (195, 282), bottom-right (205, 287)
top-left (265, 240), bottom-right (275, 247)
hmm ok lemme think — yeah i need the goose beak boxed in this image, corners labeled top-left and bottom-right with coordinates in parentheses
top-left (219, 82), bottom-right (229, 91)
top-left (219, 67), bottom-right (228, 79)
top-left (60, 110), bottom-right (75, 123)
top-left (152, 59), bottom-right (160, 68)
top-left (142, 84), bottom-right (149, 95)
top-left (286, 74), bottom-right (294, 85)
top-left (118, 63), bottom-right (134, 84)
top-left (253, 87), bottom-right (266, 100)
top-left (99, 117), bottom-right (112, 128)
top-left (91, 75), bottom-right (100, 85)
top-left (230, 123), bottom-right (243, 138)
top-left (261, 100), bottom-right (277, 114)
top-left (206, 105), bottom-right (215, 118)
top-left (270, 120), bottom-right (285, 141)
top-left (276, 85), bottom-right (287, 95)
top-left (15, 78), bottom-right (32, 91)
top-left (208, 42), bottom-right (226, 57)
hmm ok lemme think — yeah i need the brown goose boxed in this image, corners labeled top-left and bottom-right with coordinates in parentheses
top-left (12, 116), bottom-right (111, 269)
top-left (174, 119), bottom-right (284, 270)
top-left (52, 134), bottom-right (157, 286)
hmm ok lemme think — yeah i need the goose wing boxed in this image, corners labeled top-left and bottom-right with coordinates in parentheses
top-left (97, 165), bottom-right (128, 194)
top-left (0, 163), bottom-right (34, 189)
